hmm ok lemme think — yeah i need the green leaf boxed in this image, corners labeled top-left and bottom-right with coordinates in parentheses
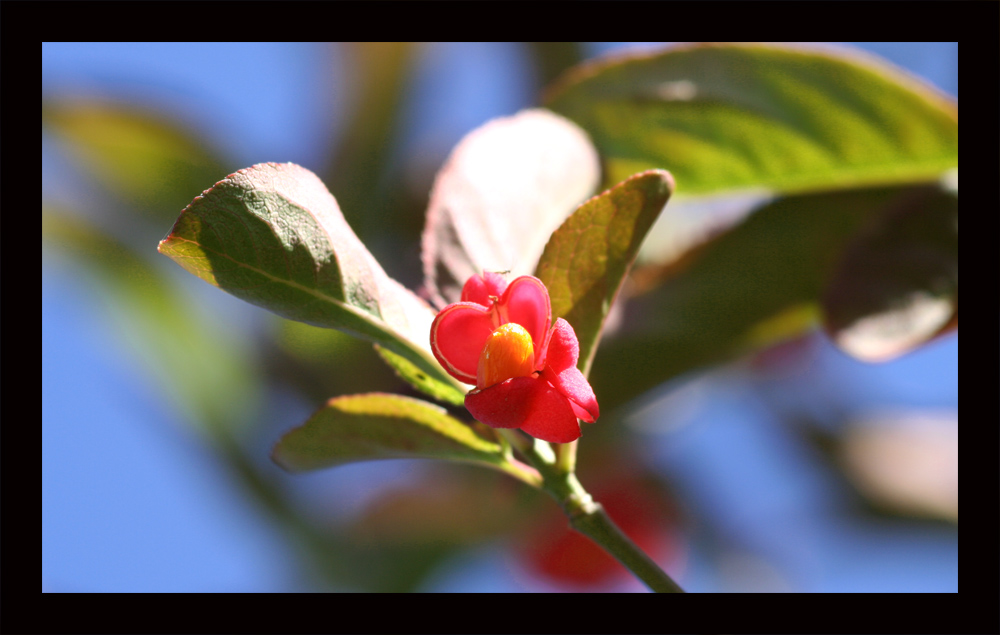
top-left (158, 162), bottom-right (460, 394)
top-left (374, 345), bottom-right (467, 406)
top-left (272, 393), bottom-right (505, 472)
top-left (821, 184), bottom-right (957, 361)
top-left (546, 43), bottom-right (958, 196)
top-left (421, 108), bottom-right (600, 306)
top-left (43, 100), bottom-right (229, 223)
top-left (589, 184), bottom-right (953, 411)
top-left (535, 170), bottom-right (674, 375)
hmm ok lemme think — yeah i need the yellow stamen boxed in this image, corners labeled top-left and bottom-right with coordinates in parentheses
top-left (476, 323), bottom-right (535, 389)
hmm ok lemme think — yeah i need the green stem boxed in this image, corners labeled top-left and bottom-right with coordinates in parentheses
top-left (493, 455), bottom-right (543, 487)
top-left (553, 438), bottom-right (577, 473)
top-left (498, 428), bottom-right (534, 456)
top-left (514, 437), bottom-right (685, 593)
top-left (569, 500), bottom-right (685, 593)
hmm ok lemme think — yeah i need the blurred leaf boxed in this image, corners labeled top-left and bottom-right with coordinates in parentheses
top-left (841, 411), bottom-right (958, 522)
top-left (325, 42), bottom-right (417, 241)
top-left (158, 162), bottom-right (460, 393)
top-left (535, 170), bottom-right (675, 375)
top-left (277, 318), bottom-right (361, 364)
top-left (273, 320), bottom-right (404, 405)
top-left (43, 99), bottom-right (229, 221)
top-left (43, 208), bottom-right (259, 436)
top-left (822, 184), bottom-right (957, 361)
top-left (546, 43), bottom-right (958, 195)
top-left (527, 42), bottom-right (585, 89)
top-left (351, 468), bottom-right (534, 546)
top-left (591, 184), bottom-right (951, 410)
top-left (421, 109), bottom-right (601, 307)
top-left (272, 393), bottom-right (507, 472)
top-left (374, 345), bottom-right (466, 406)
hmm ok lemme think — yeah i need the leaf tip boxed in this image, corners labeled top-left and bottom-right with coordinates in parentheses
top-left (270, 427), bottom-right (308, 474)
top-left (630, 168), bottom-right (676, 197)
top-left (660, 169), bottom-right (677, 195)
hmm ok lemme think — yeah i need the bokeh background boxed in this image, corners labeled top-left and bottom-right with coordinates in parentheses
top-left (43, 42), bottom-right (957, 592)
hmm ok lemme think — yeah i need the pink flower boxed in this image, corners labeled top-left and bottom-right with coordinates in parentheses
top-left (430, 272), bottom-right (599, 443)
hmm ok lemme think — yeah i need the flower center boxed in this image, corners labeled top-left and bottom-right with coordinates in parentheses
top-left (476, 323), bottom-right (535, 389)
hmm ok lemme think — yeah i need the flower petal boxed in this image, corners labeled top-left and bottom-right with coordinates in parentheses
top-left (465, 376), bottom-right (582, 443)
top-left (542, 365), bottom-right (599, 423)
top-left (464, 376), bottom-right (536, 429)
top-left (515, 383), bottom-right (583, 443)
top-left (500, 276), bottom-right (551, 355)
top-left (430, 301), bottom-right (494, 384)
top-left (461, 271), bottom-right (509, 306)
top-left (543, 318), bottom-right (580, 372)
top-left (541, 319), bottom-right (599, 422)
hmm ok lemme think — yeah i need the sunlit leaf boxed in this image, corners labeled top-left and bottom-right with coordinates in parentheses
top-left (272, 393), bottom-right (505, 472)
top-left (546, 43), bottom-right (958, 195)
top-left (421, 108), bottom-right (600, 307)
top-left (535, 170), bottom-right (674, 375)
top-left (158, 162), bottom-right (460, 392)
